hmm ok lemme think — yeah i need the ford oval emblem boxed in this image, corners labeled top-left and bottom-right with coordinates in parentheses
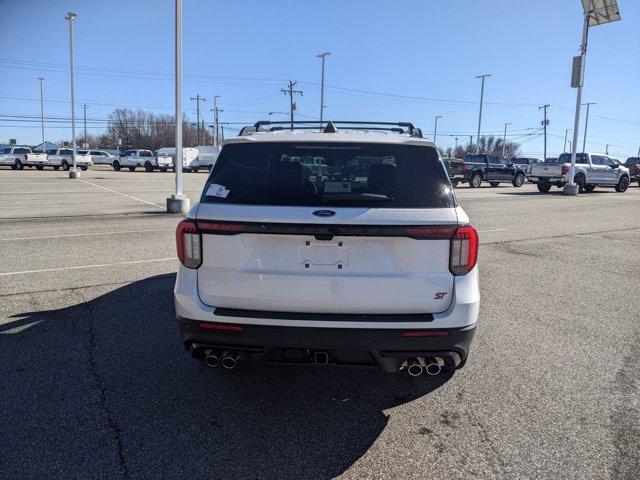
top-left (312, 209), bottom-right (336, 217)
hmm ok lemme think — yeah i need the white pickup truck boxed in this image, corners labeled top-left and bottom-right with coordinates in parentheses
top-left (528, 152), bottom-right (631, 193)
top-left (113, 149), bottom-right (162, 172)
top-left (45, 148), bottom-right (93, 171)
top-left (0, 146), bottom-right (48, 170)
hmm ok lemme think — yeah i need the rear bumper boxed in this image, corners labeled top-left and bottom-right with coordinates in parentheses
top-left (177, 316), bottom-right (476, 372)
top-left (528, 176), bottom-right (565, 184)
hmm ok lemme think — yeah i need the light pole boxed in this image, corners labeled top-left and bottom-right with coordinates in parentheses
top-left (37, 77), bottom-right (45, 149)
top-left (82, 104), bottom-right (88, 147)
top-left (65, 12), bottom-right (79, 178)
top-left (167, 0), bottom-right (189, 213)
top-left (475, 74), bottom-right (491, 154)
top-left (564, 0), bottom-right (620, 196)
top-left (433, 115), bottom-right (442, 144)
top-left (502, 122), bottom-right (512, 157)
top-left (581, 102), bottom-right (596, 152)
top-left (212, 95), bottom-right (221, 146)
top-left (564, 128), bottom-right (572, 152)
top-left (316, 52), bottom-right (330, 127)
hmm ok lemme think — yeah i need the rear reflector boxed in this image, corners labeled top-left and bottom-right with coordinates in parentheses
top-left (198, 322), bottom-right (244, 332)
top-left (449, 225), bottom-right (479, 276)
top-left (401, 330), bottom-right (449, 337)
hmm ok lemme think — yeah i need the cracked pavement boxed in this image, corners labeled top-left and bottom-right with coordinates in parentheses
top-left (0, 169), bottom-right (639, 479)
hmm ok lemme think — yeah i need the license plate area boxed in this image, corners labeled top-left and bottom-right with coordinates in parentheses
top-left (298, 243), bottom-right (349, 267)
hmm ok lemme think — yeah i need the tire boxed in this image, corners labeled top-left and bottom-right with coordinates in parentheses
top-left (537, 183), bottom-right (552, 193)
top-left (489, 182), bottom-right (500, 188)
top-left (512, 173), bottom-right (525, 187)
top-left (128, 166), bottom-right (136, 172)
top-left (112, 160), bottom-right (121, 171)
top-left (144, 162), bottom-right (154, 172)
top-left (615, 176), bottom-right (629, 193)
top-left (61, 160), bottom-right (69, 171)
top-left (10, 164), bottom-right (16, 170)
top-left (80, 166), bottom-right (88, 171)
top-left (35, 165), bottom-right (44, 171)
top-left (53, 166), bottom-right (60, 171)
top-left (191, 166), bottom-right (199, 173)
top-left (451, 180), bottom-right (459, 187)
top-left (15, 159), bottom-right (23, 170)
top-left (159, 167), bottom-right (168, 173)
top-left (584, 185), bottom-right (596, 193)
top-left (574, 174), bottom-right (586, 193)
top-left (469, 173), bottom-right (482, 188)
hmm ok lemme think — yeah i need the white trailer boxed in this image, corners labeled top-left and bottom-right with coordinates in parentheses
top-left (156, 147), bottom-right (200, 172)
top-left (195, 145), bottom-right (221, 171)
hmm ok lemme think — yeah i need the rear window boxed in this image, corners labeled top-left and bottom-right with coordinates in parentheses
top-left (202, 142), bottom-right (455, 208)
top-left (14, 148), bottom-right (31, 154)
top-left (59, 149), bottom-right (73, 156)
top-left (558, 153), bottom-right (587, 164)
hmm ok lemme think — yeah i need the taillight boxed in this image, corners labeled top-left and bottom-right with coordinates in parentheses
top-left (449, 225), bottom-right (479, 276)
top-left (460, 164), bottom-right (468, 172)
top-left (635, 165), bottom-right (640, 175)
top-left (176, 219), bottom-right (201, 268)
top-left (23, 154), bottom-right (28, 160)
top-left (405, 226), bottom-right (457, 240)
top-left (196, 221), bottom-right (246, 234)
top-left (561, 165), bottom-right (570, 175)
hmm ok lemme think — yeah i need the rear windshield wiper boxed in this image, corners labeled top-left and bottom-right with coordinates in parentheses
top-left (320, 193), bottom-right (393, 202)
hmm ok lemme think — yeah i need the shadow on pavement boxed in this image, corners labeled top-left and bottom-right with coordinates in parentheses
top-left (0, 274), bottom-right (450, 480)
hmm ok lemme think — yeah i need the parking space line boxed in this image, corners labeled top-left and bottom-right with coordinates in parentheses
top-left (76, 179), bottom-right (165, 209)
top-left (0, 228), bottom-right (173, 242)
top-left (478, 228), bottom-right (508, 233)
top-left (0, 257), bottom-right (175, 277)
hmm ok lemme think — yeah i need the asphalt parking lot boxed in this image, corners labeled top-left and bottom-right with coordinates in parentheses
top-left (1, 168), bottom-right (639, 479)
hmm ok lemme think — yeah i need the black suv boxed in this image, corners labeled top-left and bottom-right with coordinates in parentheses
top-left (461, 154), bottom-right (526, 188)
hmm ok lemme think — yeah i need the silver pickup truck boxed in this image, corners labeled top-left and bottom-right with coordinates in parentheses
top-left (528, 152), bottom-right (630, 193)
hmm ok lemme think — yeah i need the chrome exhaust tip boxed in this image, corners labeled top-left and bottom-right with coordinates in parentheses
top-left (407, 360), bottom-right (424, 377)
top-left (204, 350), bottom-right (220, 368)
top-left (221, 352), bottom-right (241, 370)
top-left (425, 359), bottom-right (442, 376)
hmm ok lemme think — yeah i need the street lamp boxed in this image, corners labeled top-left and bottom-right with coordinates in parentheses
top-left (316, 52), bottom-right (330, 127)
top-left (475, 74), bottom-right (491, 154)
top-left (65, 12), bottom-right (79, 178)
top-left (167, 0), bottom-right (190, 213)
top-left (502, 122), bottom-right (512, 157)
top-left (37, 77), bottom-right (45, 150)
top-left (564, 0), bottom-right (620, 196)
top-left (433, 115), bottom-right (442, 144)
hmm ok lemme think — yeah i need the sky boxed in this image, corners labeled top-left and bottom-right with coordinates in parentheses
top-left (1, 0), bottom-right (638, 158)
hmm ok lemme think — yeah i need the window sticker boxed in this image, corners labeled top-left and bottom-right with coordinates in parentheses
top-left (324, 181), bottom-right (352, 193)
top-left (206, 183), bottom-right (230, 198)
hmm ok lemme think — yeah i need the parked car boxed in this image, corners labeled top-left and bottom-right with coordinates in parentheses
top-left (528, 152), bottom-right (630, 193)
top-left (0, 146), bottom-right (47, 170)
top-left (442, 157), bottom-right (467, 186)
top-left (195, 145), bottom-right (221, 171)
top-left (511, 157), bottom-right (543, 174)
top-left (156, 147), bottom-right (200, 172)
top-left (460, 154), bottom-right (526, 188)
top-left (113, 149), bottom-right (156, 172)
top-left (174, 120), bottom-right (479, 377)
top-left (78, 149), bottom-right (118, 166)
top-left (623, 157), bottom-right (640, 186)
top-left (45, 148), bottom-right (92, 171)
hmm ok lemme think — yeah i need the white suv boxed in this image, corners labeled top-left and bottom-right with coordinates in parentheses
top-left (174, 121), bottom-right (479, 377)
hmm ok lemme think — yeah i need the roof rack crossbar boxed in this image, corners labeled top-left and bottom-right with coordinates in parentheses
top-left (250, 120), bottom-right (423, 137)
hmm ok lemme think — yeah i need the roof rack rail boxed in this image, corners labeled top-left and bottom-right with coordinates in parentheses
top-left (244, 120), bottom-right (424, 138)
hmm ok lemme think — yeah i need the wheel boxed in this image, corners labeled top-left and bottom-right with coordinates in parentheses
top-left (159, 167), bottom-right (168, 173)
top-left (489, 182), bottom-right (500, 188)
top-left (451, 180), bottom-right (459, 187)
top-left (53, 166), bottom-right (60, 171)
top-left (80, 166), bottom-right (88, 171)
top-left (537, 183), bottom-right (552, 193)
top-left (615, 176), bottom-right (629, 193)
top-left (191, 166), bottom-right (199, 173)
top-left (128, 166), bottom-right (136, 172)
top-left (584, 185), bottom-right (596, 193)
top-left (36, 165), bottom-right (44, 171)
top-left (15, 159), bottom-right (23, 170)
top-left (469, 173), bottom-right (482, 188)
top-left (61, 160), bottom-right (69, 171)
top-left (144, 162), bottom-right (154, 172)
top-left (574, 174), bottom-right (586, 193)
top-left (112, 160), bottom-right (121, 171)
top-left (512, 173), bottom-right (525, 187)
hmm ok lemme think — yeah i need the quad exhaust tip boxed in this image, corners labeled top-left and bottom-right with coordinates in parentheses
top-left (404, 357), bottom-right (444, 376)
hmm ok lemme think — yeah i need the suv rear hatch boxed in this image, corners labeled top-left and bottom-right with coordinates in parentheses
top-left (195, 141), bottom-right (459, 315)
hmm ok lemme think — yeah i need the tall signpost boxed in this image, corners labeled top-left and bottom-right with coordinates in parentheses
top-left (564, 0), bottom-right (620, 195)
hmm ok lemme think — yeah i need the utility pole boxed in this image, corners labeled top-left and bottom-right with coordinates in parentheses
top-left (433, 115), bottom-right (442, 143)
top-left (539, 104), bottom-right (550, 161)
top-left (316, 52), bottom-right (331, 127)
top-left (281, 80), bottom-right (303, 130)
top-left (211, 95), bottom-right (221, 146)
top-left (65, 12), bottom-right (79, 178)
top-left (502, 122), bottom-right (512, 157)
top-left (605, 144), bottom-right (609, 155)
top-left (581, 102), bottom-right (596, 152)
top-left (82, 104), bottom-right (88, 147)
top-left (190, 94), bottom-right (206, 145)
top-left (221, 125), bottom-right (224, 142)
top-left (475, 74), bottom-right (491, 153)
top-left (454, 137), bottom-right (458, 154)
top-left (37, 77), bottom-right (45, 149)
top-left (564, 128), bottom-right (572, 152)
top-left (469, 135), bottom-right (473, 149)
